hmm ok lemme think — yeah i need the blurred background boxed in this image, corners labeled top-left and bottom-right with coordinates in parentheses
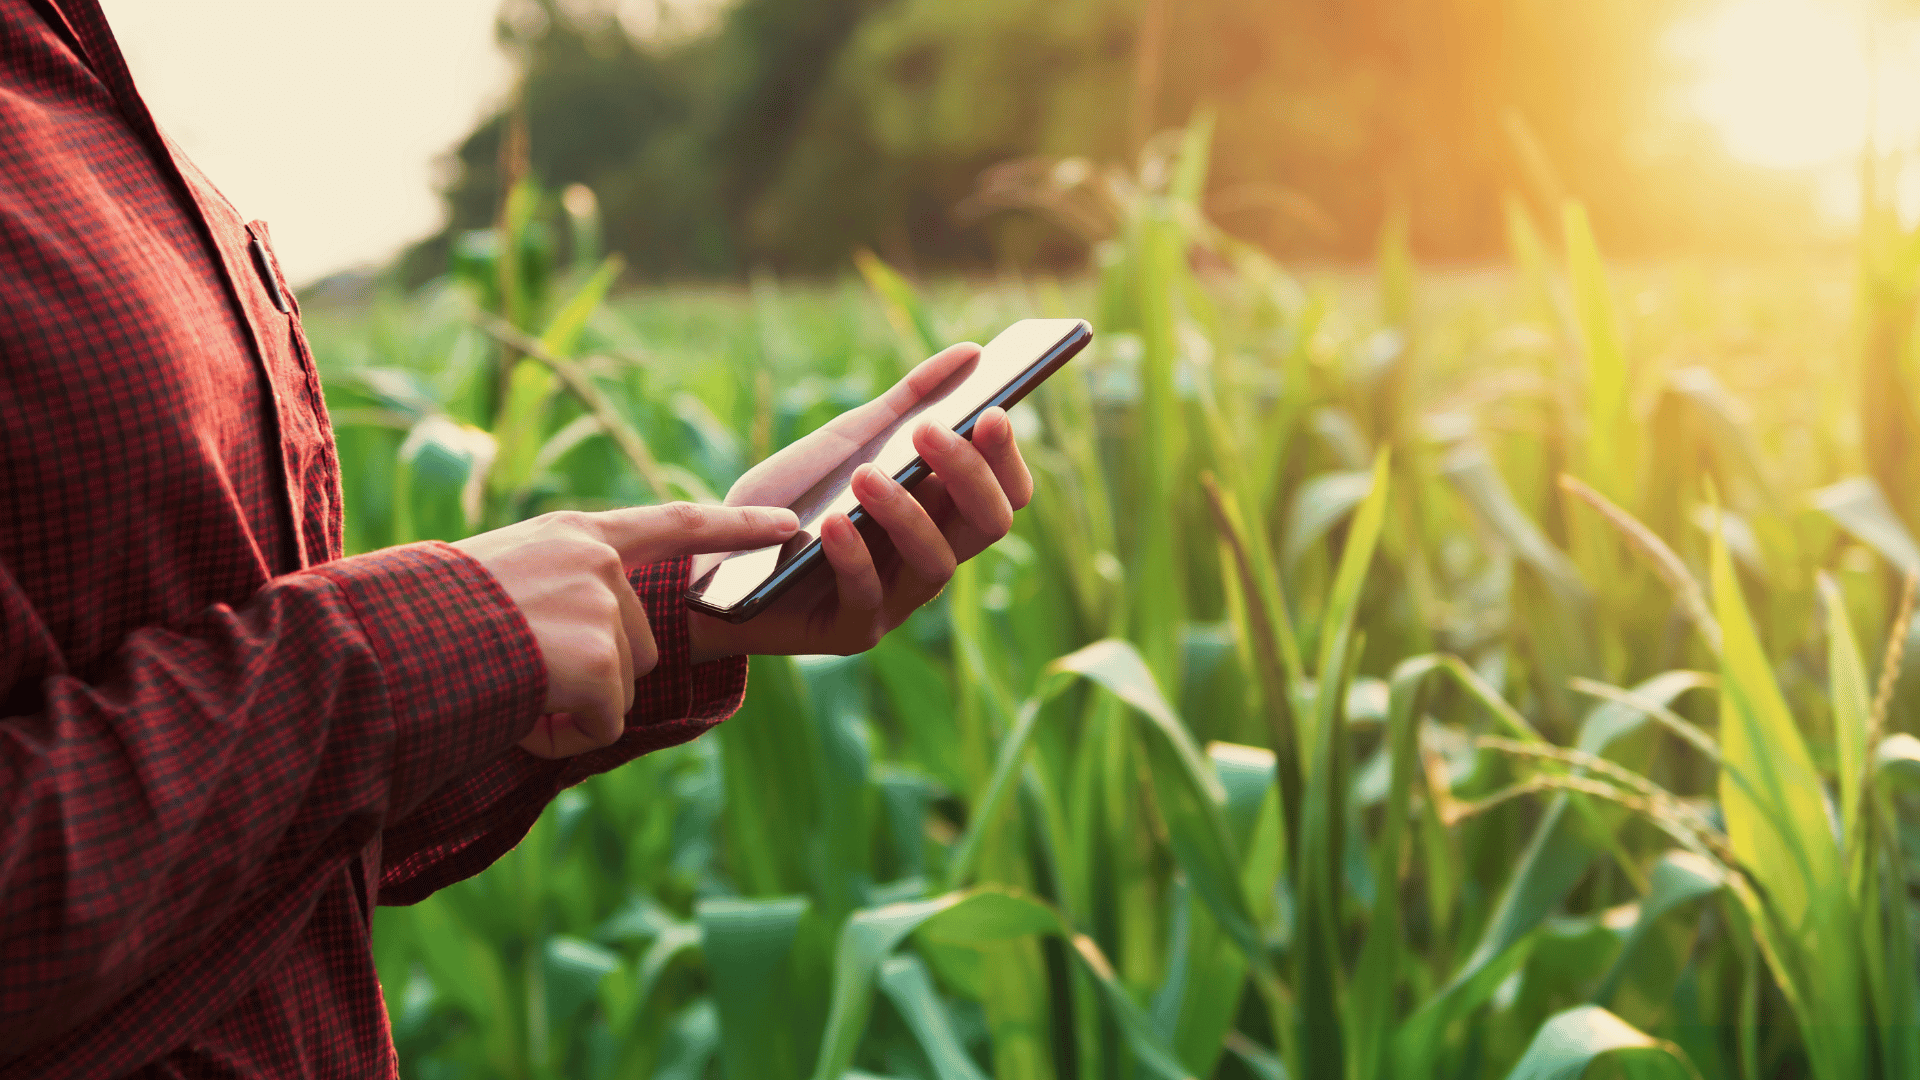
top-left (94, 2), bottom-right (1920, 1079)
top-left (105, 0), bottom-right (1919, 285)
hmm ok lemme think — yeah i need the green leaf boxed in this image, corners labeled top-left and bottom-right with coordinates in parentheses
top-left (409, 893), bottom-right (518, 1064)
top-left (878, 955), bottom-right (992, 1080)
top-left (1350, 654), bottom-right (1437, 1080)
top-left (717, 656), bottom-right (820, 897)
top-left (1814, 476), bottom-right (1920, 575)
top-left (1395, 667), bottom-right (1703, 1074)
top-left (1443, 442), bottom-right (1596, 726)
top-left (1209, 742), bottom-right (1278, 856)
top-left (539, 254), bottom-right (623, 358)
top-left (1170, 107), bottom-right (1216, 204)
top-left (1203, 473), bottom-right (1307, 863)
top-left (1565, 203), bottom-right (1636, 504)
top-left (394, 416), bottom-right (493, 543)
top-left (1876, 732), bottom-right (1920, 788)
top-left (811, 889), bottom-right (1195, 1080)
top-left (698, 895), bottom-right (812, 1080)
top-left (853, 248), bottom-right (940, 358)
top-left (1821, 573), bottom-right (1874, 858)
top-left (1296, 449), bottom-right (1389, 1080)
top-left (1712, 522), bottom-right (1865, 1080)
top-left (1712, 526), bottom-right (1839, 929)
top-left (1504, 1006), bottom-right (1699, 1080)
top-left (1227, 1035), bottom-right (1290, 1080)
top-left (544, 935), bottom-right (620, 1033)
top-left (654, 1001), bottom-right (722, 1080)
top-left (1592, 851), bottom-right (1728, 1008)
top-left (1049, 640), bottom-right (1224, 804)
top-left (811, 894), bottom-right (971, 1080)
top-left (1281, 469), bottom-right (1375, 568)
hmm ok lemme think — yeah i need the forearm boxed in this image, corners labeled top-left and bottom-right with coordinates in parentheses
top-left (0, 543), bottom-right (543, 1058)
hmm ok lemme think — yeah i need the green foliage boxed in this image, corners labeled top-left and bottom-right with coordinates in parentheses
top-left (311, 114), bottom-right (1920, 1080)
top-left (406, 0), bottom-right (1815, 282)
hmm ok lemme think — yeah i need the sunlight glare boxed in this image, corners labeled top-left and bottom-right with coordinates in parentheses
top-left (1682, 0), bottom-right (1920, 170)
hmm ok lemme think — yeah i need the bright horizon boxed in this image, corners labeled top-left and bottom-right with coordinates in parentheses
top-left (94, 0), bottom-right (1920, 284)
top-left (1680, 0), bottom-right (1920, 171)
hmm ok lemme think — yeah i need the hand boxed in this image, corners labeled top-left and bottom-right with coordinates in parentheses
top-left (454, 503), bottom-right (798, 758)
top-left (687, 342), bottom-right (1035, 662)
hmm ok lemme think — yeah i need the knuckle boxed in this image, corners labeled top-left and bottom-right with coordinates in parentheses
top-left (633, 633), bottom-right (660, 674)
top-left (583, 646), bottom-right (619, 682)
top-left (665, 501), bottom-right (708, 531)
top-left (593, 543), bottom-right (623, 573)
top-left (587, 587), bottom-right (619, 621)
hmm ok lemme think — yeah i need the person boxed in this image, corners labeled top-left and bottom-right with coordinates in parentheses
top-left (0, 1), bottom-right (1037, 1075)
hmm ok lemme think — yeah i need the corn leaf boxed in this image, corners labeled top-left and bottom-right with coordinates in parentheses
top-left (1504, 1006), bottom-right (1700, 1080)
top-left (1565, 203), bottom-right (1635, 505)
top-left (811, 889), bottom-right (1195, 1080)
top-left (1281, 469), bottom-right (1375, 568)
top-left (394, 416), bottom-right (493, 543)
top-left (699, 895), bottom-right (813, 1080)
top-left (853, 248), bottom-right (941, 359)
top-left (1814, 476), bottom-right (1920, 575)
top-left (1821, 573), bottom-right (1874, 861)
top-left (1295, 449), bottom-right (1389, 1080)
top-left (1394, 667), bottom-right (1703, 1073)
top-left (878, 955), bottom-right (991, 1080)
top-left (1712, 525), bottom-right (1864, 1080)
top-left (1592, 851), bottom-right (1728, 1008)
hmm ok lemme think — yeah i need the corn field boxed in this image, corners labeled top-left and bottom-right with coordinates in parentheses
top-left (309, 124), bottom-right (1920, 1079)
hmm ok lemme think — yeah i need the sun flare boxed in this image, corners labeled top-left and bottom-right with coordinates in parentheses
top-left (1683, 0), bottom-right (1920, 170)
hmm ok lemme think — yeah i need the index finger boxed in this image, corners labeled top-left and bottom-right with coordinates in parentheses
top-left (586, 502), bottom-right (799, 569)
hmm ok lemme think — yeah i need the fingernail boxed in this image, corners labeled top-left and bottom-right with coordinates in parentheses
top-left (769, 508), bottom-right (799, 534)
top-left (980, 407), bottom-right (1007, 441)
top-left (923, 422), bottom-right (956, 451)
top-left (858, 464), bottom-right (894, 501)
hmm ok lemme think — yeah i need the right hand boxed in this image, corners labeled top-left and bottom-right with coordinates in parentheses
top-left (453, 503), bottom-right (798, 758)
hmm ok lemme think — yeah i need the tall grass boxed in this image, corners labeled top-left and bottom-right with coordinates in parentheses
top-left (307, 124), bottom-right (1920, 1080)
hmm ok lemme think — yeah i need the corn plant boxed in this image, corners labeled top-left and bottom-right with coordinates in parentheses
top-left (303, 113), bottom-right (1920, 1079)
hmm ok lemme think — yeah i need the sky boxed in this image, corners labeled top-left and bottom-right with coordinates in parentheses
top-left (98, 0), bottom-right (515, 285)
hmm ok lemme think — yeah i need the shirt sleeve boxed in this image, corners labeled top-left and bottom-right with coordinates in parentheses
top-left (376, 555), bottom-right (748, 906)
top-left (0, 541), bottom-right (546, 1060)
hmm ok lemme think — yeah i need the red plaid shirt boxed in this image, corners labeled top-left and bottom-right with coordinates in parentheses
top-left (0, 1), bottom-right (748, 1075)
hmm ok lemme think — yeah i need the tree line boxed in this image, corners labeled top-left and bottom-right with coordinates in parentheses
top-left (403, 0), bottom-right (1811, 283)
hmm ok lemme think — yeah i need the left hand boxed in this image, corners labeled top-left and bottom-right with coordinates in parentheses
top-left (686, 342), bottom-right (1034, 661)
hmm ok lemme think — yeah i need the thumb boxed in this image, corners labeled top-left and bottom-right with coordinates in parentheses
top-left (587, 501), bottom-right (799, 569)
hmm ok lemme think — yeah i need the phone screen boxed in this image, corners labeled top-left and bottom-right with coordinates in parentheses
top-left (687, 318), bottom-right (1090, 618)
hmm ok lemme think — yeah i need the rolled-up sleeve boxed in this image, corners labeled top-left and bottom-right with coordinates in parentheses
top-left (376, 555), bottom-right (748, 905)
top-left (0, 541), bottom-right (546, 1063)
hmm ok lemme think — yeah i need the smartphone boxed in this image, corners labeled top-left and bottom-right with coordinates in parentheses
top-left (685, 317), bottom-right (1093, 623)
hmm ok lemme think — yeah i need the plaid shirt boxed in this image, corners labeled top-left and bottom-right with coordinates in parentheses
top-left (0, 1), bottom-right (749, 1075)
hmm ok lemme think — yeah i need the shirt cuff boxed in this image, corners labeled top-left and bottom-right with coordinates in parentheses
top-left (559, 554), bottom-right (748, 784)
top-left (308, 541), bottom-right (547, 815)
